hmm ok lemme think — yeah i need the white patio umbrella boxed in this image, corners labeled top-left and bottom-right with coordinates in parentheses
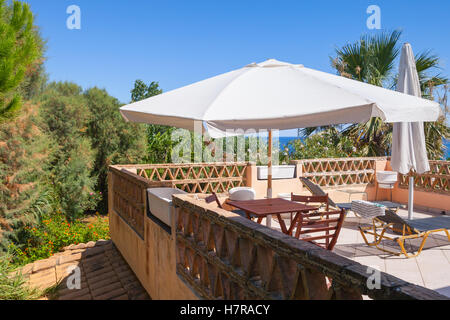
top-left (120, 59), bottom-right (440, 199)
top-left (391, 44), bottom-right (431, 219)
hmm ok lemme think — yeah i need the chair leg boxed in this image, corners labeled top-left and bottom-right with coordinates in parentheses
top-left (396, 235), bottom-right (428, 259)
top-left (444, 229), bottom-right (450, 241)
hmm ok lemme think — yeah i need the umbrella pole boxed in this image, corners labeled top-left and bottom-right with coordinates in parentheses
top-left (408, 176), bottom-right (414, 220)
top-left (266, 129), bottom-right (273, 228)
top-left (267, 130), bottom-right (273, 199)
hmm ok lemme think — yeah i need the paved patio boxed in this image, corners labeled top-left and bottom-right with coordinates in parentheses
top-left (334, 208), bottom-right (450, 297)
top-left (269, 207), bottom-right (450, 297)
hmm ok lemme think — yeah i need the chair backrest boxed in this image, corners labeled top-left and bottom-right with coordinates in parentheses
top-left (205, 192), bottom-right (223, 209)
top-left (377, 210), bottom-right (419, 234)
top-left (300, 177), bottom-right (338, 208)
top-left (291, 193), bottom-right (329, 211)
top-left (229, 187), bottom-right (256, 201)
top-left (294, 208), bottom-right (346, 251)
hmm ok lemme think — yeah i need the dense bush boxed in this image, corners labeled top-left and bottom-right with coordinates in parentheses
top-left (283, 129), bottom-right (365, 162)
top-left (37, 82), bottom-right (148, 217)
top-left (0, 251), bottom-right (42, 300)
top-left (85, 87), bottom-right (147, 212)
top-left (0, 103), bottom-right (51, 250)
top-left (39, 83), bottom-right (99, 220)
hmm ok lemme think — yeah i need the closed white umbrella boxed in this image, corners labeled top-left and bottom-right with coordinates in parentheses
top-left (391, 43), bottom-right (431, 219)
top-left (120, 59), bottom-right (441, 199)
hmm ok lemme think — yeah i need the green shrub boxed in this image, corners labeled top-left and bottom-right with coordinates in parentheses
top-left (84, 87), bottom-right (147, 213)
top-left (9, 212), bottom-right (110, 266)
top-left (0, 251), bottom-right (41, 300)
top-left (39, 83), bottom-right (99, 219)
top-left (0, 102), bottom-right (52, 251)
top-left (284, 129), bottom-right (365, 162)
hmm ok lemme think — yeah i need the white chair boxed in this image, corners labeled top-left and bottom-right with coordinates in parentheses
top-left (228, 187), bottom-right (256, 201)
top-left (376, 171), bottom-right (398, 201)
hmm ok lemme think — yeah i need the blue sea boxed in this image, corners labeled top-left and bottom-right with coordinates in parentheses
top-left (278, 137), bottom-right (450, 160)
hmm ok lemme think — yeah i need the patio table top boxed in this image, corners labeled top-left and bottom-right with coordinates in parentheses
top-left (227, 198), bottom-right (318, 216)
top-left (227, 198), bottom-right (319, 236)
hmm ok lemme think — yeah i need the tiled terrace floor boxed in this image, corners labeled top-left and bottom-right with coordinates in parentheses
top-left (269, 208), bottom-right (450, 297)
top-left (334, 208), bottom-right (450, 297)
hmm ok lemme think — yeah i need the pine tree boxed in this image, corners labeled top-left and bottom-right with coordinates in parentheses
top-left (0, 0), bottom-right (40, 123)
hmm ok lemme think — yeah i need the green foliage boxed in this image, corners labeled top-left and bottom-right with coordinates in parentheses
top-left (9, 212), bottom-right (110, 266)
top-left (284, 129), bottom-right (365, 162)
top-left (36, 82), bottom-right (148, 216)
top-left (0, 251), bottom-right (41, 300)
top-left (0, 0), bottom-right (41, 123)
top-left (333, 30), bottom-right (401, 86)
top-left (327, 30), bottom-right (449, 159)
top-left (130, 80), bottom-right (177, 164)
top-left (131, 80), bottom-right (162, 102)
top-left (39, 83), bottom-right (98, 220)
top-left (0, 102), bottom-right (51, 251)
top-left (84, 87), bottom-right (147, 212)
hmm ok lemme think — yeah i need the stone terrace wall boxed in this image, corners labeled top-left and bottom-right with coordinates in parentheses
top-left (173, 194), bottom-right (447, 300)
top-left (109, 161), bottom-right (450, 299)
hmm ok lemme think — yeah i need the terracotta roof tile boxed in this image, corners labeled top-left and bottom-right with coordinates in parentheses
top-left (18, 240), bottom-right (150, 300)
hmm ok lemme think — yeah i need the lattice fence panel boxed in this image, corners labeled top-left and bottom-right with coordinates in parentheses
top-left (134, 163), bottom-right (248, 194)
top-left (399, 161), bottom-right (450, 194)
top-left (301, 158), bottom-right (376, 187)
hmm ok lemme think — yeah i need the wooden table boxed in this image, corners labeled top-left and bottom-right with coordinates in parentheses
top-left (227, 198), bottom-right (318, 236)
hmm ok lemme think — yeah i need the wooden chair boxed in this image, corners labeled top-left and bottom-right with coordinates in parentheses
top-left (205, 192), bottom-right (253, 220)
top-left (300, 177), bottom-right (401, 213)
top-left (205, 192), bottom-right (224, 209)
top-left (291, 193), bottom-right (330, 211)
top-left (293, 208), bottom-right (346, 251)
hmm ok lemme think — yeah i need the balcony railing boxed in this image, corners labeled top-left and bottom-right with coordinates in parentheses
top-left (118, 162), bottom-right (248, 194)
top-left (291, 157), bottom-right (380, 188)
top-left (108, 161), bottom-right (449, 300)
top-left (399, 161), bottom-right (450, 194)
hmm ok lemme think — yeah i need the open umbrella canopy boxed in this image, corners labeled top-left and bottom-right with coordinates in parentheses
top-left (120, 59), bottom-right (441, 136)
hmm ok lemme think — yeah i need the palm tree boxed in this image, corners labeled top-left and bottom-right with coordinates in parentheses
top-left (304, 30), bottom-right (449, 159)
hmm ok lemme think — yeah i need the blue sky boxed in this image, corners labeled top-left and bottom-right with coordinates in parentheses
top-left (26, 0), bottom-right (449, 137)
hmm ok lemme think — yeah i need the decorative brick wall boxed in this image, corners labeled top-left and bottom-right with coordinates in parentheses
top-left (173, 194), bottom-right (447, 300)
top-left (109, 166), bottom-right (171, 238)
